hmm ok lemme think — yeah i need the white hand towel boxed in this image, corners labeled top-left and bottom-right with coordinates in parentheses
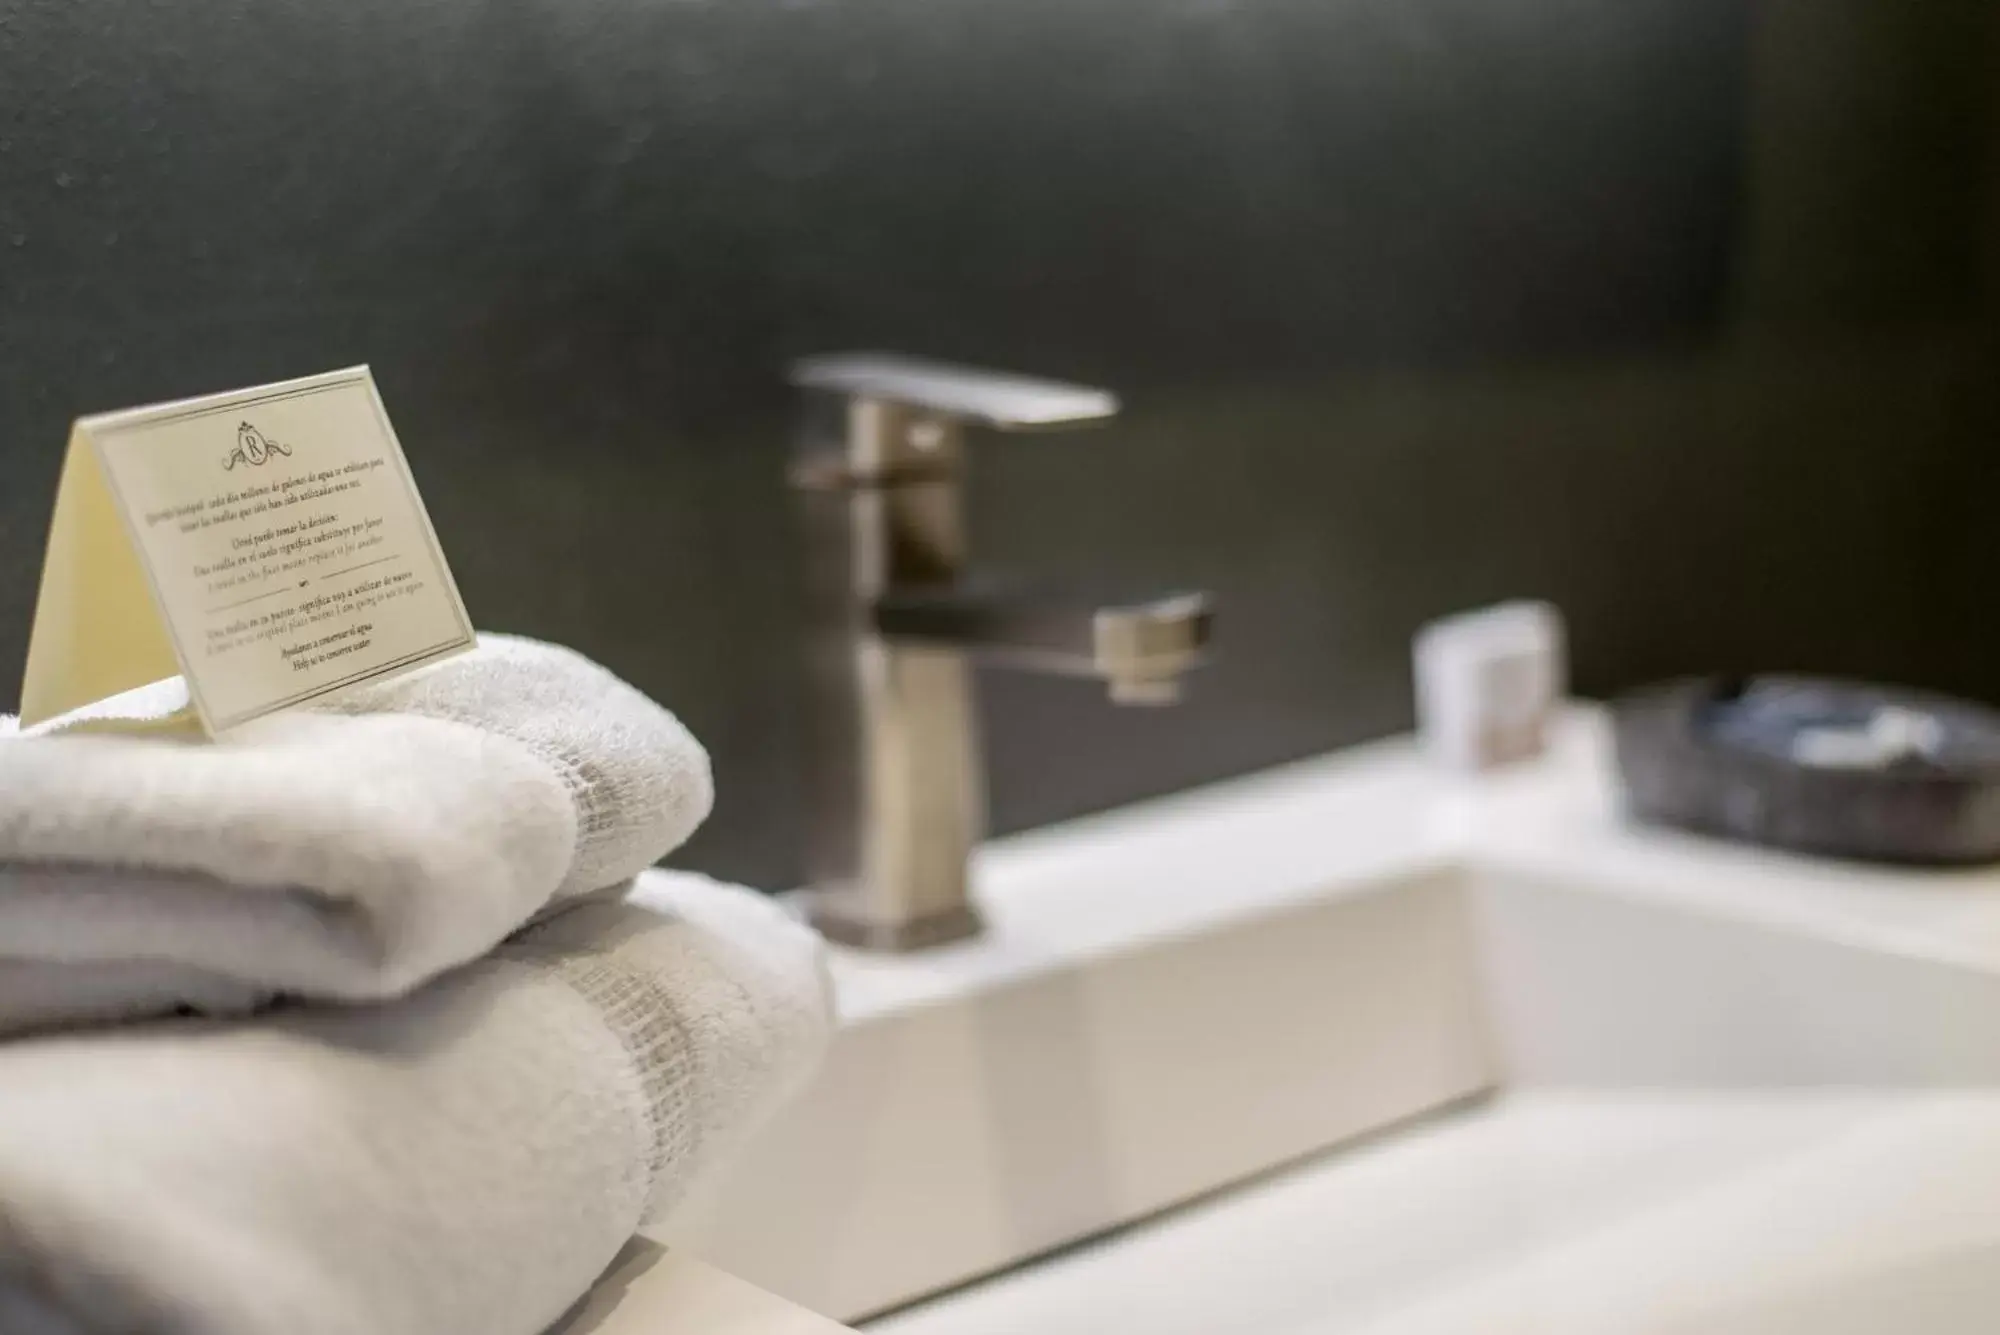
top-left (0, 634), bottom-right (712, 1033)
top-left (0, 869), bottom-right (831, 1335)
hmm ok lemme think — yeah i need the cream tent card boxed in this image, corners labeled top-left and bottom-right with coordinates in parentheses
top-left (20, 366), bottom-right (474, 735)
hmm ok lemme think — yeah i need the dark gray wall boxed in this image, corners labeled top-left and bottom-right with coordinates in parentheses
top-left (2, 0), bottom-right (1993, 888)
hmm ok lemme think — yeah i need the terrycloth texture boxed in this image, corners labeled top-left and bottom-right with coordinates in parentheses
top-left (328, 633), bottom-right (712, 899)
top-left (0, 634), bottom-right (712, 1034)
top-left (0, 869), bottom-right (831, 1335)
top-left (0, 711), bottom-right (572, 1027)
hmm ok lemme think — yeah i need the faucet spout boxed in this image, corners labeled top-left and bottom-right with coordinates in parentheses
top-left (872, 581), bottom-right (1212, 706)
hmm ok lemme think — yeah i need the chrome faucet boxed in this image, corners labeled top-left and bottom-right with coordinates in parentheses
top-left (788, 353), bottom-right (1213, 950)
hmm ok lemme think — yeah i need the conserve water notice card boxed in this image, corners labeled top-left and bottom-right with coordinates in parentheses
top-left (19, 366), bottom-right (475, 735)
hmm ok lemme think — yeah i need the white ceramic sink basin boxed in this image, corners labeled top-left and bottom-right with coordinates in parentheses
top-left (664, 708), bottom-right (2000, 1329)
top-left (873, 1091), bottom-right (2000, 1335)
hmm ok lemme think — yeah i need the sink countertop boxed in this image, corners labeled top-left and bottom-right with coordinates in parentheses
top-left (830, 704), bottom-right (2000, 1031)
top-left (1465, 710), bottom-right (2000, 977)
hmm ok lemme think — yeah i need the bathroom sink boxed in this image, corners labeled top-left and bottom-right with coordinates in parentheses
top-left (663, 709), bottom-right (2000, 1327)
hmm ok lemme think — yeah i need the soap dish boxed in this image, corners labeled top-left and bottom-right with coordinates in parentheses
top-left (1611, 675), bottom-right (2000, 866)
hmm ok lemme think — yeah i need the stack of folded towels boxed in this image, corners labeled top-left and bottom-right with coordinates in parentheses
top-left (0, 635), bottom-right (832, 1335)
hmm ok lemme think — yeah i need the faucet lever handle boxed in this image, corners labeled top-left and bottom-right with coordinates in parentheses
top-left (789, 352), bottom-right (1118, 431)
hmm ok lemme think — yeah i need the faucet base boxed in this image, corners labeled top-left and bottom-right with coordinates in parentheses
top-left (809, 902), bottom-right (985, 952)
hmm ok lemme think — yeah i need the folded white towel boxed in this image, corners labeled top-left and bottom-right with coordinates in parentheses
top-left (0, 634), bottom-right (712, 1033)
top-left (0, 869), bottom-right (831, 1335)
top-left (328, 633), bottom-right (713, 900)
top-left (0, 956), bottom-right (266, 1036)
